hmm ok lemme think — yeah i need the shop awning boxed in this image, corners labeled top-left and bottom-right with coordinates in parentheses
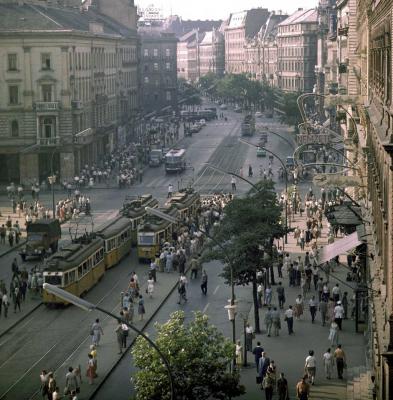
top-left (325, 203), bottom-right (363, 226)
top-left (318, 231), bottom-right (363, 264)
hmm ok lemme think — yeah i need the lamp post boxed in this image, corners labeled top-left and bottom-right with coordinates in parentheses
top-left (239, 139), bottom-right (289, 245)
top-left (43, 283), bottom-right (175, 400)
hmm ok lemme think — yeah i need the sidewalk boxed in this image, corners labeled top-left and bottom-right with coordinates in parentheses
top-left (236, 210), bottom-right (369, 400)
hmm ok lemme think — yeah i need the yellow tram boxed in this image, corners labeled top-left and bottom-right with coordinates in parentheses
top-left (96, 216), bottom-right (132, 269)
top-left (120, 194), bottom-right (159, 245)
top-left (165, 189), bottom-right (200, 221)
top-left (43, 237), bottom-right (105, 305)
top-left (137, 205), bottom-right (179, 261)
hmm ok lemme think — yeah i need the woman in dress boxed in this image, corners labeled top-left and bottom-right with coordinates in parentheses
top-left (86, 353), bottom-right (97, 384)
top-left (91, 318), bottom-right (104, 347)
top-left (138, 295), bottom-right (146, 321)
top-left (128, 278), bottom-right (138, 299)
top-left (294, 294), bottom-right (304, 320)
top-left (264, 285), bottom-right (272, 306)
top-left (327, 298), bottom-right (336, 323)
top-left (328, 321), bottom-right (339, 347)
top-left (147, 276), bottom-right (154, 299)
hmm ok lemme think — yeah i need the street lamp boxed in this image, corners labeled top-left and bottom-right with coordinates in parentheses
top-left (43, 283), bottom-right (175, 400)
top-left (239, 138), bottom-right (289, 245)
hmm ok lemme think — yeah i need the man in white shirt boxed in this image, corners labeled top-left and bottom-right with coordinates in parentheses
top-left (334, 301), bottom-right (344, 330)
top-left (284, 305), bottom-right (294, 335)
top-left (167, 183), bottom-right (173, 198)
top-left (231, 176), bottom-right (236, 192)
top-left (305, 350), bottom-right (316, 385)
top-left (332, 283), bottom-right (341, 303)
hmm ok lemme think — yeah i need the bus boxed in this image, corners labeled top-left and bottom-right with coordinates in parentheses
top-left (165, 148), bottom-right (186, 173)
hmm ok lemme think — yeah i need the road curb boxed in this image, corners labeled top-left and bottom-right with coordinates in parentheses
top-left (0, 301), bottom-right (43, 339)
top-left (89, 263), bottom-right (192, 400)
top-left (0, 240), bottom-right (26, 259)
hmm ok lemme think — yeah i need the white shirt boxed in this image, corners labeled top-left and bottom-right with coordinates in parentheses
top-left (334, 305), bottom-right (344, 318)
top-left (305, 355), bottom-right (316, 368)
top-left (323, 352), bottom-right (333, 365)
top-left (246, 326), bottom-right (253, 334)
top-left (284, 309), bottom-right (293, 318)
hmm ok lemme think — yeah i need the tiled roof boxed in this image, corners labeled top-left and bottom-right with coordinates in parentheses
top-left (278, 8), bottom-right (318, 26)
top-left (0, 4), bottom-right (136, 37)
top-left (226, 8), bottom-right (270, 38)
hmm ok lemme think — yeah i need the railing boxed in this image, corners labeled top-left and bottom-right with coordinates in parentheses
top-left (37, 137), bottom-right (60, 146)
top-left (35, 101), bottom-right (60, 112)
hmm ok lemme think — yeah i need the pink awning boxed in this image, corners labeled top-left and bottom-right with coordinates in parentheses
top-left (319, 232), bottom-right (363, 264)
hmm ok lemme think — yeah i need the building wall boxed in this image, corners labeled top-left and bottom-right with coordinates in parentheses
top-left (277, 19), bottom-right (318, 92)
top-left (225, 27), bottom-right (245, 74)
top-left (0, 12), bottom-right (139, 183)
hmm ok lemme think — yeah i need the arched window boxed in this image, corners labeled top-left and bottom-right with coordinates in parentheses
top-left (11, 120), bottom-right (19, 137)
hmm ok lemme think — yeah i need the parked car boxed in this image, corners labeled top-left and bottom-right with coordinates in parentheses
top-left (234, 106), bottom-right (242, 113)
top-left (255, 111), bottom-right (262, 118)
top-left (257, 147), bottom-right (266, 157)
top-left (190, 124), bottom-right (201, 133)
top-left (198, 119), bottom-right (206, 126)
top-left (219, 104), bottom-right (227, 110)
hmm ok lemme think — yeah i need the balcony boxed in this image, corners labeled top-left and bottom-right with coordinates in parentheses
top-left (74, 128), bottom-right (93, 145)
top-left (37, 137), bottom-right (60, 146)
top-left (34, 101), bottom-right (60, 112)
top-left (338, 26), bottom-right (349, 36)
top-left (71, 100), bottom-right (83, 110)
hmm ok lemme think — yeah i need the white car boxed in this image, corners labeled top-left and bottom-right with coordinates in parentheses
top-left (255, 111), bottom-right (262, 118)
top-left (199, 119), bottom-right (206, 126)
top-left (219, 104), bottom-right (227, 110)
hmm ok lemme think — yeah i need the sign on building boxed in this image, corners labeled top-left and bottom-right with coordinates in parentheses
top-left (297, 134), bottom-right (330, 145)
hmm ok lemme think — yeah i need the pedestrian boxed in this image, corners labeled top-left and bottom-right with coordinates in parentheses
top-left (245, 322), bottom-right (254, 351)
top-left (276, 282), bottom-right (286, 309)
top-left (8, 230), bottom-right (14, 247)
top-left (332, 283), bottom-right (341, 303)
top-left (308, 295), bottom-right (317, 323)
top-left (86, 353), bottom-right (97, 384)
top-left (252, 342), bottom-right (264, 371)
top-left (342, 291), bottom-right (349, 319)
top-left (296, 375), bottom-right (310, 400)
top-left (146, 276), bottom-right (154, 298)
top-left (121, 322), bottom-right (129, 348)
top-left (40, 370), bottom-right (50, 399)
top-left (305, 350), bottom-right (316, 385)
top-left (262, 370), bottom-right (275, 400)
top-left (65, 366), bottom-right (78, 396)
top-left (284, 305), bottom-right (294, 335)
top-left (235, 340), bottom-right (243, 367)
top-left (13, 286), bottom-right (21, 313)
top-left (137, 295), bottom-right (145, 321)
top-left (149, 260), bottom-right (157, 283)
top-left (294, 294), bottom-right (304, 320)
top-left (258, 351), bottom-right (270, 379)
top-left (272, 307), bottom-right (281, 336)
top-left (277, 372), bottom-right (289, 400)
top-left (167, 183), bottom-right (173, 198)
top-left (165, 250), bottom-right (173, 273)
top-left (231, 176), bottom-right (237, 192)
top-left (90, 318), bottom-right (104, 346)
top-left (328, 321), bottom-right (339, 347)
top-left (265, 306), bottom-right (273, 337)
top-left (334, 344), bottom-right (346, 379)
top-left (190, 254), bottom-right (200, 279)
top-left (264, 285), bottom-right (272, 306)
top-left (200, 269), bottom-right (208, 295)
top-left (115, 319), bottom-right (124, 354)
top-left (323, 348), bottom-right (334, 379)
top-left (334, 301), bottom-right (344, 330)
top-left (316, 277), bottom-right (324, 301)
top-left (371, 375), bottom-right (377, 400)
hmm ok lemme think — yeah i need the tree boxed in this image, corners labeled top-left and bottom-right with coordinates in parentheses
top-left (205, 180), bottom-right (284, 333)
top-left (275, 90), bottom-right (302, 132)
top-left (131, 311), bottom-right (245, 400)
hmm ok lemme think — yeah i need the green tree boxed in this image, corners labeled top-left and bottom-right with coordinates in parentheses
top-left (132, 311), bottom-right (245, 400)
top-left (205, 180), bottom-right (284, 333)
top-left (275, 90), bottom-right (302, 132)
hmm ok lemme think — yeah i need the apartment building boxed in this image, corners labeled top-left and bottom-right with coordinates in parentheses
top-left (199, 28), bottom-right (225, 77)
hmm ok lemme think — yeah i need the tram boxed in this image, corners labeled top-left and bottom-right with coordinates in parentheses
top-left (120, 194), bottom-right (159, 245)
top-left (137, 205), bottom-right (179, 262)
top-left (96, 216), bottom-right (132, 268)
top-left (43, 237), bottom-right (105, 305)
top-left (165, 189), bottom-right (200, 222)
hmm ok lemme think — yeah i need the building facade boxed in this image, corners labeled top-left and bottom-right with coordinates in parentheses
top-left (0, 0), bottom-right (139, 184)
top-left (139, 29), bottom-right (178, 115)
top-left (177, 29), bottom-right (201, 82)
top-left (224, 8), bottom-right (270, 74)
top-left (276, 8), bottom-right (318, 92)
top-left (199, 29), bottom-right (225, 77)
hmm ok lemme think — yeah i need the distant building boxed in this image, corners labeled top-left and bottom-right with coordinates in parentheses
top-left (199, 29), bottom-right (225, 77)
top-left (139, 28), bottom-right (178, 115)
top-left (163, 16), bottom-right (222, 38)
top-left (0, 0), bottom-right (139, 183)
top-left (276, 8), bottom-right (318, 92)
top-left (224, 8), bottom-right (270, 74)
top-left (177, 29), bottom-right (204, 82)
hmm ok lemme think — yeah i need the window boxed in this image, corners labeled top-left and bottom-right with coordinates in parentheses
top-left (166, 62), bottom-right (171, 70)
top-left (41, 117), bottom-right (55, 139)
top-left (42, 84), bottom-right (52, 102)
top-left (165, 48), bottom-right (171, 57)
top-left (144, 76), bottom-right (149, 84)
top-left (8, 54), bottom-right (17, 71)
top-left (9, 85), bottom-right (18, 105)
top-left (166, 91), bottom-right (171, 101)
top-left (144, 49), bottom-right (149, 57)
top-left (11, 120), bottom-right (19, 137)
top-left (153, 63), bottom-right (158, 71)
top-left (41, 53), bottom-right (51, 70)
top-left (153, 48), bottom-right (158, 57)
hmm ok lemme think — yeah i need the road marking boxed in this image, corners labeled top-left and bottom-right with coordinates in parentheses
top-left (0, 342), bottom-right (58, 399)
top-left (213, 285), bottom-right (220, 295)
top-left (202, 303), bottom-right (210, 314)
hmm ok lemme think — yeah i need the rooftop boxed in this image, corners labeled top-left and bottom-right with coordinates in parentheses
top-left (278, 8), bottom-right (318, 26)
